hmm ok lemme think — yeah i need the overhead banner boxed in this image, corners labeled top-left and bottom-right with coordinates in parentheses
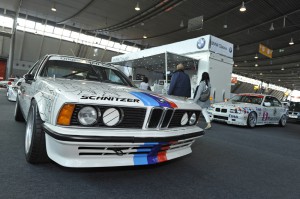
top-left (209, 35), bottom-right (233, 58)
top-left (259, 44), bottom-right (273, 58)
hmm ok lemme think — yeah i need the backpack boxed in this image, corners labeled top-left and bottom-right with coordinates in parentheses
top-left (199, 84), bottom-right (210, 102)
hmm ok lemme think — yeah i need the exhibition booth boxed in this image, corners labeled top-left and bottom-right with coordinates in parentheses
top-left (111, 35), bottom-right (234, 103)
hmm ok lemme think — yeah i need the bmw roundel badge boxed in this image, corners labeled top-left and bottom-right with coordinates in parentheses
top-left (229, 47), bottom-right (233, 53)
top-left (197, 38), bottom-right (206, 49)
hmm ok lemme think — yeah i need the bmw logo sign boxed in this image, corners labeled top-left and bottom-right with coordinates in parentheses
top-left (229, 47), bottom-right (233, 53)
top-left (197, 38), bottom-right (206, 49)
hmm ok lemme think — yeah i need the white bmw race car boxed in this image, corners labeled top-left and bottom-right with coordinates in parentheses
top-left (208, 93), bottom-right (287, 128)
top-left (7, 78), bottom-right (22, 101)
top-left (15, 55), bottom-right (204, 168)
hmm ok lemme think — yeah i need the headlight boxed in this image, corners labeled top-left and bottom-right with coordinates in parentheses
top-left (102, 108), bottom-right (121, 126)
top-left (78, 106), bottom-right (98, 125)
top-left (181, 112), bottom-right (189, 126)
top-left (189, 113), bottom-right (197, 125)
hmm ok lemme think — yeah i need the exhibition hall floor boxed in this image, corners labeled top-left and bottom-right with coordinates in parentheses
top-left (0, 88), bottom-right (299, 199)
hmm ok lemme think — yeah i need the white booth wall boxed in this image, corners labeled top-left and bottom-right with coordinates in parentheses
top-left (112, 35), bottom-right (234, 103)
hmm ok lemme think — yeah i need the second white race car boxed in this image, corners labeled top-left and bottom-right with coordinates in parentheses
top-left (208, 93), bottom-right (287, 128)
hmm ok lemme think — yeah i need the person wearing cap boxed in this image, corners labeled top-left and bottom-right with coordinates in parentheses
top-left (168, 63), bottom-right (191, 98)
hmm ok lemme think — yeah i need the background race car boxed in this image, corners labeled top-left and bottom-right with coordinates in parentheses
top-left (208, 93), bottom-right (287, 128)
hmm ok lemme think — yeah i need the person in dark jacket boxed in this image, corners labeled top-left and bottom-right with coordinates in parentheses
top-left (168, 63), bottom-right (191, 98)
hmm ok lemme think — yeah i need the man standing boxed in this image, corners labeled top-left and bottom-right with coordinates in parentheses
top-left (168, 63), bottom-right (191, 98)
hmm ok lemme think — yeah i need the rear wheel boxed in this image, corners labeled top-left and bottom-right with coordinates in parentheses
top-left (247, 112), bottom-right (257, 128)
top-left (279, 115), bottom-right (287, 127)
top-left (14, 97), bottom-right (25, 122)
top-left (25, 100), bottom-right (49, 164)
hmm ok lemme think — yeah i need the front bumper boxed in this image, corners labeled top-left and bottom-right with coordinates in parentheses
top-left (208, 112), bottom-right (247, 126)
top-left (43, 124), bottom-right (204, 167)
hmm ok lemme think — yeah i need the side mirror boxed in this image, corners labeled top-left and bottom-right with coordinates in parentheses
top-left (264, 102), bottom-right (271, 107)
top-left (24, 74), bottom-right (34, 81)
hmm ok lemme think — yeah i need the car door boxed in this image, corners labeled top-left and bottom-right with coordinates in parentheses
top-left (271, 97), bottom-right (284, 121)
top-left (262, 96), bottom-right (275, 124)
top-left (19, 59), bottom-right (43, 118)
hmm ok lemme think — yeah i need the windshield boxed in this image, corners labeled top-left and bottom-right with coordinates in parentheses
top-left (40, 60), bottom-right (133, 87)
top-left (289, 102), bottom-right (300, 111)
top-left (229, 95), bottom-right (263, 105)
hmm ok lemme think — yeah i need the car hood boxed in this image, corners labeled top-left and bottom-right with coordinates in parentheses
top-left (39, 78), bottom-right (199, 109)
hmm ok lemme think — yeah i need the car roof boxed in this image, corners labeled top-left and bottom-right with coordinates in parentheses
top-left (237, 93), bottom-right (268, 97)
top-left (46, 54), bottom-right (117, 70)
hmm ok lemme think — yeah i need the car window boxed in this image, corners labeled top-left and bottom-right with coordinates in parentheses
top-left (289, 102), bottom-right (300, 111)
top-left (264, 96), bottom-right (281, 107)
top-left (229, 95), bottom-right (263, 105)
top-left (40, 60), bottom-right (133, 86)
top-left (271, 97), bottom-right (281, 107)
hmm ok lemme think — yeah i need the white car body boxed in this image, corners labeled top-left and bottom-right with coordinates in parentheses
top-left (7, 79), bottom-right (22, 101)
top-left (208, 93), bottom-right (287, 127)
top-left (15, 55), bottom-right (204, 168)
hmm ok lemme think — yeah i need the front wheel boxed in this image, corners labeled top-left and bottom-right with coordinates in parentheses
top-left (279, 115), bottom-right (287, 127)
top-left (25, 100), bottom-right (49, 164)
top-left (247, 112), bottom-right (257, 128)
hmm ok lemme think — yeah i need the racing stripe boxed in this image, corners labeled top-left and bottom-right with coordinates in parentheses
top-left (130, 92), bottom-right (177, 108)
top-left (130, 92), bottom-right (160, 106)
top-left (134, 142), bottom-right (178, 165)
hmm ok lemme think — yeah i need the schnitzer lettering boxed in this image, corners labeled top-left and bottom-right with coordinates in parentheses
top-left (80, 96), bottom-right (140, 103)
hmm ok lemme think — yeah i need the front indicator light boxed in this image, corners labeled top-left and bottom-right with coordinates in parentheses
top-left (57, 104), bottom-right (75, 125)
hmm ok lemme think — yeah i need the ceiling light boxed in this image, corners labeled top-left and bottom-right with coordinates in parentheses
top-left (135, 2), bottom-right (140, 11)
top-left (281, 67), bottom-right (284, 70)
top-left (254, 54), bottom-right (258, 59)
top-left (223, 24), bottom-right (227, 29)
top-left (269, 23), bottom-right (274, 31)
top-left (143, 35), bottom-right (147, 39)
top-left (255, 64), bottom-right (258, 67)
top-left (51, 2), bottom-right (56, 12)
top-left (234, 64), bottom-right (238, 67)
top-left (180, 20), bottom-right (184, 27)
top-left (240, 1), bottom-right (246, 12)
top-left (278, 79), bottom-right (281, 81)
top-left (289, 37), bottom-right (294, 45)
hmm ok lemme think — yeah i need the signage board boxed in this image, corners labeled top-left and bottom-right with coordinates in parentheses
top-left (259, 44), bottom-right (273, 58)
top-left (209, 36), bottom-right (234, 58)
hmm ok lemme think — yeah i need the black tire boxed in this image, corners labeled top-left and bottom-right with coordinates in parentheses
top-left (14, 97), bottom-right (25, 122)
top-left (247, 112), bottom-right (257, 128)
top-left (25, 99), bottom-right (49, 164)
top-left (279, 115), bottom-right (287, 127)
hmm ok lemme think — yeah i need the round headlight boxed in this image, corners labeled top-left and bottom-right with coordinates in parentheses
top-left (181, 112), bottom-right (189, 126)
top-left (189, 113), bottom-right (197, 125)
top-left (103, 108), bottom-right (121, 126)
top-left (78, 106), bottom-right (98, 126)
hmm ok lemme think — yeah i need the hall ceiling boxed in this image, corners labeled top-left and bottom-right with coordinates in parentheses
top-left (1, 0), bottom-right (300, 89)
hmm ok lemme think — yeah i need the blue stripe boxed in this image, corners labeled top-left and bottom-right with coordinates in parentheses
top-left (130, 92), bottom-right (159, 106)
top-left (133, 142), bottom-right (168, 166)
top-left (142, 92), bottom-right (171, 108)
top-left (133, 142), bottom-right (159, 166)
top-left (130, 92), bottom-right (171, 107)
